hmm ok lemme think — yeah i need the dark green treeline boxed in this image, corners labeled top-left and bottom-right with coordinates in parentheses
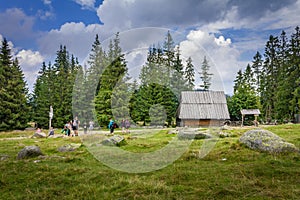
top-left (29, 32), bottom-right (196, 128)
top-left (229, 26), bottom-right (300, 123)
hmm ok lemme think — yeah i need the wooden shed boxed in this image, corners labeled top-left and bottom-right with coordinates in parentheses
top-left (240, 109), bottom-right (260, 126)
top-left (176, 91), bottom-right (230, 127)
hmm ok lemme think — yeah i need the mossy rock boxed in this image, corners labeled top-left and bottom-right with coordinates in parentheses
top-left (178, 131), bottom-right (212, 140)
top-left (101, 135), bottom-right (127, 146)
top-left (239, 129), bottom-right (298, 153)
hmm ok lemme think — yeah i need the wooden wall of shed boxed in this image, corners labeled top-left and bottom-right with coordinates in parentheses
top-left (181, 119), bottom-right (223, 127)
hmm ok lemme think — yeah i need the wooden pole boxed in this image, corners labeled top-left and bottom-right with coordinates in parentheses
top-left (254, 115), bottom-right (258, 127)
top-left (241, 115), bottom-right (244, 127)
top-left (49, 106), bottom-right (53, 130)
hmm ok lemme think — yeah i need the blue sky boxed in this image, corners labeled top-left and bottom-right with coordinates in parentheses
top-left (0, 0), bottom-right (299, 94)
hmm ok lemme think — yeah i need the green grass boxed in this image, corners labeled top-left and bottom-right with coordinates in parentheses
top-left (0, 125), bottom-right (299, 199)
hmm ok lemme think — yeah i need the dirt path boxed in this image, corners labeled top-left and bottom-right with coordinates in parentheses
top-left (0, 136), bottom-right (29, 141)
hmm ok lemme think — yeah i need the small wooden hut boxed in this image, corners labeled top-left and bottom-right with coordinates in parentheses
top-left (176, 91), bottom-right (230, 127)
top-left (240, 109), bottom-right (260, 126)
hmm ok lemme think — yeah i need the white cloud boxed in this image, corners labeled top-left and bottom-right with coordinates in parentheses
top-left (96, 0), bottom-right (228, 33)
top-left (0, 8), bottom-right (35, 40)
top-left (74, 0), bottom-right (96, 10)
top-left (4, 0), bottom-right (299, 95)
top-left (17, 49), bottom-right (44, 67)
top-left (215, 36), bottom-right (231, 46)
top-left (37, 22), bottom-right (103, 62)
top-left (254, 0), bottom-right (300, 31)
top-left (38, 0), bottom-right (55, 20)
top-left (180, 30), bottom-right (240, 94)
top-left (16, 50), bottom-right (44, 92)
top-left (43, 0), bottom-right (52, 5)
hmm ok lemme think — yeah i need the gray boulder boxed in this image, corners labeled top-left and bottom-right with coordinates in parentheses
top-left (101, 135), bottom-right (126, 146)
top-left (58, 143), bottom-right (82, 152)
top-left (17, 146), bottom-right (44, 159)
top-left (178, 130), bottom-right (212, 140)
top-left (239, 129), bottom-right (298, 153)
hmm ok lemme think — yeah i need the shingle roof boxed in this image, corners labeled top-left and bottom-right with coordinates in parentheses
top-left (178, 91), bottom-right (230, 120)
top-left (240, 109), bottom-right (260, 115)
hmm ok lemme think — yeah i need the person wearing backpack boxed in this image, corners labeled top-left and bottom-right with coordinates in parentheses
top-left (108, 118), bottom-right (115, 135)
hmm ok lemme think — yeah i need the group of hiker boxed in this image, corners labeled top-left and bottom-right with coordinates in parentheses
top-left (58, 117), bottom-right (130, 136)
top-left (108, 118), bottom-right (130, 135)
top-left (61, 116), bottom-right (80, 136)
top-left (34, 116), bottom-right (131, 137)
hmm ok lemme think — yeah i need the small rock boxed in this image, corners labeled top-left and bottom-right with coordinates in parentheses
top-left (220, 125), bottom-right (231, 130)
top-left (58, 143), bottom-right (82, 152)
top-left (17, 146), bottom-right (44, 159)
top-left (48, 134), bottom-right (64, 138)
top-left (0, 154), bottom-right (9, 161)
top-left (31, 132), bottom-right (47, 138)
top-left (168, 129), bottom-right (178, 134)
top-left (218, 131), bottom-right (229, 138)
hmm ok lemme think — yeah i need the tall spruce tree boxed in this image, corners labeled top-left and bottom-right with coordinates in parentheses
top-left (199, 56), bottom-right (213, 91)
top-left (228, 68), bottom-right (259, 121)
top-left (251, 51), bottom-right (263, 94)
top-left (32, 46), bottom-right (81, 128)
top-left (0, 38), bottom-right (29, 130)
top-left (233, 69), bottom-right (243, 93)
top-left (243, 64), bottom-right (255, 89)
top-left (163, 30), bottom-right (175, 83)
top-left (184, 56), bottom-right (195, 90)
top-left (274, 30), bottom-right (292, 121)
top-left (32, 62), bottom-right (51, 128)
top-left (94, 33), bottom-right (128, 126)
top-left (139, 44), bottom-right (169, 86)
top-left (171, 45), bottom-right (188, 98)
top-left (290, 26), bottom-right (300, 119)
top-left (260, 35), bottom-right (280, 121)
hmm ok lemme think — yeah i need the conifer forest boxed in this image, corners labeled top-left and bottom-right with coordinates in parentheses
top-left (1, 27), bottom-right (300, 131)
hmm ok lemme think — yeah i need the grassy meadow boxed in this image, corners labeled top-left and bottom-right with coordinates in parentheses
top-left (0, 124), bottom-right (299, 199)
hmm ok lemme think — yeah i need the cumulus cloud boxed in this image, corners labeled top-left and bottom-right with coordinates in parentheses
top-left (3, 0), bottom-right (300, 94)
top-left (251, 0), bottom-right (300, 31)
top-left (37, 22), bottom-right (103, 62)
top-left (97, 0), bottom-right (228, 31)
top-left (215, 36), bottom-right (231, 46)
top-left (0, 8), bottom-right (36, 40)
top-left (16, 50), bottom-right (44, 92)
top-left (180, 30), bottom-right (240, 94)
top-left (96, 0), bottom-right (299, 33)
top-left (17, 50), bottom-right (44, 68)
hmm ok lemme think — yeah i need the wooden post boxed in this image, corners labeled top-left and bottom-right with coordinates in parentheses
top-left (241, 114), bottom-right (244, 127)
top-left (254, 115), bottom-right (258, 127)
top-left (49, 106), bottom-right (53, 129)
